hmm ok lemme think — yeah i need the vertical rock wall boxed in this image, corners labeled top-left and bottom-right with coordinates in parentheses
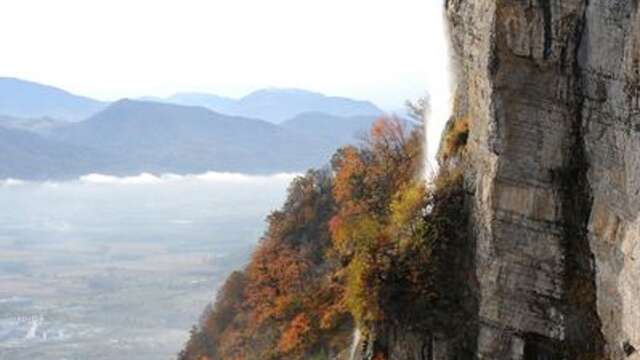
top-left (444, 0), bottom-right (640, 359)
top-left (582, 2), bottom-right (640, 359)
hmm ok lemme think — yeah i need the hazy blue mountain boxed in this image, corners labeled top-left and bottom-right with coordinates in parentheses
top-left (0, 114), bottom-right (70, 134)
top-left (52, 99), bottom-right (331, 174)
top-left (235, 88), bottom-right (383, 123)
top-left (281, 112), bottom-right (378, 149)
top-left (0, 126), bottom-right (114, 180)
top-left (148, 88), bottom-right (383, 123)
top-left (0, 78), bottom-right (107, 121)
top-left (0, 79), bottom-right (388, 179)
top-left (281, 112), bottom-right (416, 155)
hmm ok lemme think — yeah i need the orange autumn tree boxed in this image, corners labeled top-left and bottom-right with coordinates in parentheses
top-left (328, 116), bottom-right (472, 343)
top-left (180, 169), bottom-right (352, 360)
top-left (239, 170), bottom-right (351, 359)
top-left (178, 115), bottom-right (458, 360)
top-left (329, 117), bottom-right (424, 330)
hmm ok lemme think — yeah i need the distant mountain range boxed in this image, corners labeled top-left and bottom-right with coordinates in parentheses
top-left (143, 88), bottom-right (383, 124)
top-left (0, 114), bottom-right (70, 134)
top-left (51, 99), bottom-right (339, 174)
top-left (0, 77), bottom-right (107, 122)
top-left (0, 78), bottom-right (388, 179)
top-left (0, 126), bottom-right (113, 180)
top-left (281, 112), bottom-right (378, 146)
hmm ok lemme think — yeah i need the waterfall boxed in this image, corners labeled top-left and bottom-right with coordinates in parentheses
top-left (348, 328), bottom-right (362, 360)
top-left (424, 0), bottom-right (454, 180)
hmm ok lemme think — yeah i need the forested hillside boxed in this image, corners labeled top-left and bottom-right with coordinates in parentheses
top-left (178, 115), bottom-right (471, 359)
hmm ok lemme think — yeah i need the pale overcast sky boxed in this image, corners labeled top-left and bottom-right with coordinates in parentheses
top-left (0, 0), bottom-right (450, 112)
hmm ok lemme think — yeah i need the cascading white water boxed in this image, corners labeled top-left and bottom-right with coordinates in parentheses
top-left (346, 4), bottom-right (454, 358)
top-left (348, 328), bottom-right (362, 360)
top-left (423, 1), bottom-right (454, 181)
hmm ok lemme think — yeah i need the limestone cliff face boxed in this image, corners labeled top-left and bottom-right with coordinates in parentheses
top-left (357, 1), bottom-right (640, 359)
top-left (445, 0), bottom-right (640, 358)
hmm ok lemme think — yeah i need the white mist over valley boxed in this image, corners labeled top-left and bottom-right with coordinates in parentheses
top-left (0, 172), bottom-right (295, 359)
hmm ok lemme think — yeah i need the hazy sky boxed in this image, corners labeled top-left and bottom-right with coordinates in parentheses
top-left (0, 0), bottom-right (449, 110)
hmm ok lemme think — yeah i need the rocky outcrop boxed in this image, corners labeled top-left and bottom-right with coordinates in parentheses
top-left (444, 0), bottom-right (640, 358)
top-left (361, 1), bottom-right (640, 359)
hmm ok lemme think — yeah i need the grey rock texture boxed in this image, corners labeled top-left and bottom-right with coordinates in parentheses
top-left (361, 1), bottom-right (640, 359)
top-left (445, 0), bottom-right (640, 358)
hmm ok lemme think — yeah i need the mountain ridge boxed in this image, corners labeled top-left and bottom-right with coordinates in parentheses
top-left (0, 79), bottom-right (387, 179)
top-left (0, 77), bottom-right (107, 121)
top-left (147, 88), bottom-right (384, 123)
top-left (46, 99), bottom-right (372, 177)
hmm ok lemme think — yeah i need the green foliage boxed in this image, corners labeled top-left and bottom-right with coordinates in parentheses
top-left (177, 326), bottom-right (214, 360)
top-left (329, 118), bottom-right (424, 330)
top-left (442, 116), bottom-right (470, 160)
